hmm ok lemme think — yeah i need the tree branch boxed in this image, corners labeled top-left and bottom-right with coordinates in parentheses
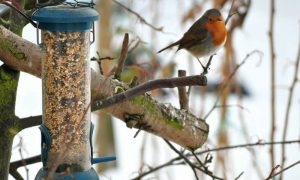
top-left (0, 25), bottom-right (209, 149)
top-left (109, 33), bottom-right (129, 79)
top-left (164, 139), bottom-right (200, 180)
top-left (203, 50), bottom-right (262, 119)
top-left (164, 139), bottom-right (224, 180)
top-left (196, 139), bottom-right (300, 155)
top-left (133, 139), bottom-right (300, 179)
top-left (92, 74), bottom-right (206, 110)
top-left (280, 22), bottom-right (300, 179)
top-left (266, 160), bottom-right (300, 180)
top-left (269, 0), bottom-right (276, 171)
top-left (9, 155), bottom-right (41, 179)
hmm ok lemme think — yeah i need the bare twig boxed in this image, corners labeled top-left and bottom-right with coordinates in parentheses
top-left (280, 23), bottom-right (300, 179)
top-left (266, 160), bottom-right (300, 180)
top-left (131, 159), bottom-right (185, 180)
top-left (91, 51), bottom-right (115, 75)
top-left (191, 150), bottom-right (208, 171)
top-left (164, 140), bottom-right (224, 180)
top-left (265, 164), bottom-right (280, 180)
top-left (196, 139), bottom-right (300, 155)
top-left (128, 37), bottom-right (144, 54)
top-left (164, 139), bottom-right (199, 180)
top-left (9, 155), bottom-right (40, 179)
top-left (112, 0), bottom-right (163, 32)
top-left (234, 171), bottom-right (244, 180)
top-left (113, 33), bottom-right (129, 79)
top-left (177, 70), bottom-right (189, 110)
top-left (92, 74), bottom-right (207, 110)
top-left (214, 104), bottom-right (250, 113)
top-left (269, 0), bottom-right (276, 170)
top-left (91, 56), bottom-right (115, 61)
top-left (203, 50), bottom-right (262, 119)
top-left (1, 2), bottom-right (37, 27)
top-left (132, 139), bottom-right (300, 180)
top-left (18, 147), bottom-right (29, 180)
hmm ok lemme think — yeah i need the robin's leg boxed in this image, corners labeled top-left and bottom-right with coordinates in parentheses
top-left (202, 54), bottom-right (216, 75)
top-left (195, 57), bottom-right (206, 72)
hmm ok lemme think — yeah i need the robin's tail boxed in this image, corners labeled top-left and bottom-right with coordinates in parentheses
top-left (157, 40), bottom-right (181, 53)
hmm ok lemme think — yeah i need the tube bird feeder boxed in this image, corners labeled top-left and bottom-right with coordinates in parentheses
top-left (32, 4), bottom-right (99, 179)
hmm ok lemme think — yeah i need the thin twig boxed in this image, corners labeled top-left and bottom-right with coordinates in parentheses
top-left (269, 0), bottom-right (276, 171)
top-left (112, 0), bottom-right (163, 32)
top-left (280, 22), bottom-right (300, 179)
top-left (203, 50), bottom-right (262, 119)
top-left (131, 160), bottom-right (185, 180)
top-left (214, 104), bottom-right (250, 113)
top-left (92, 51), bottom-right (115, 75)
top-left (191, 150), bottom-right (208, 171)
top-left (132, 139), bottom-right (300, 180)
top-left (164, 139), bottom-right (199, 180)
top-left (9, 155), bottom-right (41, 179)
top-left (18, 148), bottom-right (29, 180)
top-left (91, 56), bottom-right (115, 61)
top-left (1, 2), bottom-right (37, 27)
top-left (113, 33), bottom-right (129, 79)
top-left (234, 171), bottom-right (244, 180)
top-left (266, 160), bottom-right (300, 180)
top-left (92, 74), bottom-right (207, 111)
top-left (265, 164), bottom-right (280, 180)
top-left (164, 139), bottom-right (223, 180)
top-left (196, 139), bottom-right (300, 155)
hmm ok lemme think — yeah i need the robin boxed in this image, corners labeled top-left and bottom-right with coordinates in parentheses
top-left (158, 9), bottom-right (227, 74)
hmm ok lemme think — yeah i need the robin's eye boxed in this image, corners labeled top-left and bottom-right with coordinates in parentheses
top-left (209, 18), bottom-right (213, 22)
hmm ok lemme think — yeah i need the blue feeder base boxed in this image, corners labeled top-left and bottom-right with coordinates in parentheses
top-left (35, 167), bottom-right (99, 180)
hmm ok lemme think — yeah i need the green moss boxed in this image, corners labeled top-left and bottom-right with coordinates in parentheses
top-left (131, 95), bottom-right (156, 114)
top-left (0, 38), bottom-right (27, 61)
top-left (0, 65), bottom-right (19, 116)
top-left (166, 118), bottom-right (183, 130)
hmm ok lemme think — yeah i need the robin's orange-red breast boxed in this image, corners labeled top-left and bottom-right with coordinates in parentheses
top-left (158, 9), bottom-right (227, 72)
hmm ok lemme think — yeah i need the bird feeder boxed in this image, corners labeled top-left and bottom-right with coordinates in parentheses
top-left (32, 4), bottom-right (100, 179)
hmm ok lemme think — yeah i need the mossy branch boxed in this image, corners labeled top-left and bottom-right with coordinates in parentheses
top-left (0, 25), bottom-right (209, 149)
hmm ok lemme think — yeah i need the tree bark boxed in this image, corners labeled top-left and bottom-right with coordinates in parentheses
top-left (0, 65), bottom-right (19, 180)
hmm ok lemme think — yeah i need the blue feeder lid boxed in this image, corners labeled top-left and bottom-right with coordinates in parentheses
top-left (32, 5), bottom-right (99, 31)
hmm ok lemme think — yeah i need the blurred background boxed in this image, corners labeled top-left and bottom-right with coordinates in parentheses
top-left (10, 0), bottom-right (300, 179)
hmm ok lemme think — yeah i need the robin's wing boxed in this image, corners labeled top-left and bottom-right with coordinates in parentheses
top-left (177, 21), bottom-right (209, 50)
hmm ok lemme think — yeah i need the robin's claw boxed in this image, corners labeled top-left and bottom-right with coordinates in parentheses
top-left (201, 66), bottom-right (208, 75)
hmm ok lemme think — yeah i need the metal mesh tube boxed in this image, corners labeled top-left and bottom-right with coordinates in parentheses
top-left (42, 30), bottom-right (91, 172)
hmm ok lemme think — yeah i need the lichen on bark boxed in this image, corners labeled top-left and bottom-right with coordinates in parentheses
top-left (0, 65), bottom-right (20, 180)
